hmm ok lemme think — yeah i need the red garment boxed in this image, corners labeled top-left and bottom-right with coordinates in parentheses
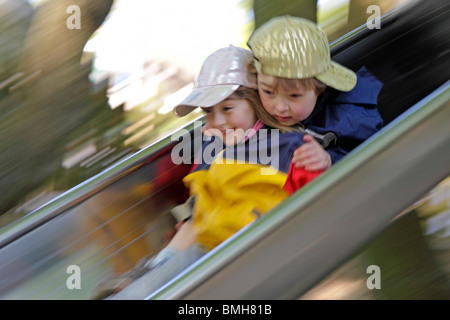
top-left (283, 162), bottom-right (322, 195)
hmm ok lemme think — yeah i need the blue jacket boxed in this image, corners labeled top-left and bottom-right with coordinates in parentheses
top-left (301, 67), bottom-right (383, 164)
top-left (191, 124), bottom-right (308, 179)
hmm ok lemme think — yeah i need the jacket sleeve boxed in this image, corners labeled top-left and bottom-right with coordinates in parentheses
top-left (327, 104), bottom-right (383, 164)
top-left (304, 67), bottom-right (384, 164)
top-left (327, 146), bottom-right (347, 164)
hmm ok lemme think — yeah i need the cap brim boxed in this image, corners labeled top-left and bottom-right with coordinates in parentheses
top-left (316, 61), bottom-right (357, 92)
top-left (174, 84), bottom-right (239, 116)
top-left (254, 58), bottom-right (357, 92)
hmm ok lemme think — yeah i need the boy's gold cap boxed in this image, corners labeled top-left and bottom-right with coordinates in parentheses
top-left (247, 15), bottom-right (357, 92)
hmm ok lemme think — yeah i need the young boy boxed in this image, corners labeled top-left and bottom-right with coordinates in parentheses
top-left (247, 15), bottom-right (384, 171)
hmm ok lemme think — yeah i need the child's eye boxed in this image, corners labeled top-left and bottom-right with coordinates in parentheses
top-left (290, 94), bottom-right (303, 98)
top-left (262, 89), bottom-right (273, 95)
top-left (222, 105), bottom-right (233, 111)
top-left (201, 108), bottom-right (211, 113)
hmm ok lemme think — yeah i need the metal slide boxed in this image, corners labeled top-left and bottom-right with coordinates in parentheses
top-left (152, 80), bottom-right (450, 300)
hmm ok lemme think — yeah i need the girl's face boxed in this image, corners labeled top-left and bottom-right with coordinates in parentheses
top-left (257, 73), bottom-right (319, 126)
top-left (202, 96), bottom-right (256, 146)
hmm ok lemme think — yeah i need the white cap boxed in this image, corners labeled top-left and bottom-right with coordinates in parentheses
top-left (174, 45), bottom-right (257, 117)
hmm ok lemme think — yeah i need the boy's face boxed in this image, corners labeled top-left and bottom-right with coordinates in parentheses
top-left (257, 73), bottom-right (318, 126)
top-left (201, 96), bottom-right (256, 146)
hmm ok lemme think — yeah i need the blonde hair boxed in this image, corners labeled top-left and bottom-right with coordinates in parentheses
top-left (270, 77), bottom-right (327, 96)
top-left (248, 62), bottom-right (327, 96)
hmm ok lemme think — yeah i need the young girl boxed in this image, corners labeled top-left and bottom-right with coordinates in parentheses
top-left (247, 15), bottom-right (384, 172)
top-left (105, 45), bottom-right (322, 299)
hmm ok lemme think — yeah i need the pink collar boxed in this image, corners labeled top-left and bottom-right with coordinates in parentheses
top-left (244, 120), bottom-right (264, 142)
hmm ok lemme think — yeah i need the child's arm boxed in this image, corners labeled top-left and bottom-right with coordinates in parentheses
top-left (165, 219), bottom-right (197, 252)
top-left (291, 134), bottom-right (331, 172)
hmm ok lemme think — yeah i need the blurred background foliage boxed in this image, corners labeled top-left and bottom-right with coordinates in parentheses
top-left (0, 0), bottom-right (409, 223)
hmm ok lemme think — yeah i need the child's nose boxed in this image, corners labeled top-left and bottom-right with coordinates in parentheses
top-left (274, 98), bottom-right (289, 113)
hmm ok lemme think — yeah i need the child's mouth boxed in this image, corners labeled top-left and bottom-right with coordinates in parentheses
top-left (275, 115), bottom-right (291, 123)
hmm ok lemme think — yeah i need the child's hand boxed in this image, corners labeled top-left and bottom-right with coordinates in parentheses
top-left (292, 135), bottom-right (331, 171)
